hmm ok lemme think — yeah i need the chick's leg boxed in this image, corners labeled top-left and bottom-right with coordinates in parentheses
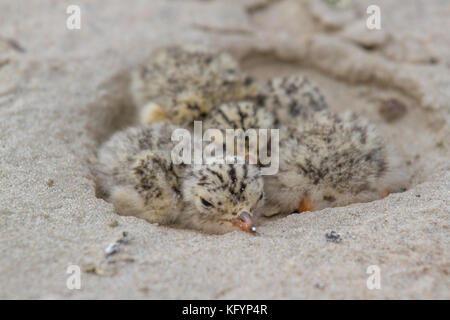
top-left (380, 189), bottom-right (390, 198)
top-left (298, 197), bottom-right (314, 213)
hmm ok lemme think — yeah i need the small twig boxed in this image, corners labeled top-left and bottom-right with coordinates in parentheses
top-left (0, 36), bottom-right (26, 53)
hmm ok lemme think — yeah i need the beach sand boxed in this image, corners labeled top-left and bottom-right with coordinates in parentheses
top-left (0, 0), bottom-right (448, 299)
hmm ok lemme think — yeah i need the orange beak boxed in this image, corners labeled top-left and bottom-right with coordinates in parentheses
top-left (232, 211), bottom-right (256, 233)
top-left (298, 197), bottom-right (314, 213)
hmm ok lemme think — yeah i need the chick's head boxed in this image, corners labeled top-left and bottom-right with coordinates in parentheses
top-left (181, 159), bottom-right (264, 234)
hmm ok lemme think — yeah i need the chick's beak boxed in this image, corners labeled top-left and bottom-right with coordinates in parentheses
top-left (232, 211), bottom-right (256, 233)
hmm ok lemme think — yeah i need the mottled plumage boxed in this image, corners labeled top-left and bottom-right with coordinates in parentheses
top-left (131, 45), bottom-right (260, 127)
top-left (202, 101), bottom-right (276, 165)
top-left (203, 101), bottom-right (274, 132)
top-left (260, 75), bottom-right (328, 127)
top-left (261, 110), bottom-right (407, 216)
top-left (95, 123), bottom-right (264, 234)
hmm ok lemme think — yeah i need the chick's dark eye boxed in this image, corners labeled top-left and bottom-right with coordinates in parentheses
top-left (201, 198), bottom-right (214, 208)
top-left (259, 193), bottom-right (264, 201)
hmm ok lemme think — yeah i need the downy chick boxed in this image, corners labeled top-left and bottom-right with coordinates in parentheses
top-left (95, 123), bottom-right (264, 234)
top-left (131, 45), bottom-right (260, 127)
top-left (261, 110), bottom-right (408, 216)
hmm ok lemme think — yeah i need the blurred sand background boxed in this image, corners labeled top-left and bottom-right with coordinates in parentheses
top-left (0, 0), bottom-right (449, 299)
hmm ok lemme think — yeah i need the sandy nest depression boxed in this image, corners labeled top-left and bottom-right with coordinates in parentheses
top-left (0, 0), bottom-right (449, 299)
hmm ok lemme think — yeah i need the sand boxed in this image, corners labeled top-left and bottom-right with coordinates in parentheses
top-left (0, 0), bottom-right (449, 299)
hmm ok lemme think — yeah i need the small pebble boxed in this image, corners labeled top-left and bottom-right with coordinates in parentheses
top-left (108, 220), bottom-right (119, 228)
top-left (379, 98), bottom-right (407, 123)
top-left (46, 179), bottom-right (54, 187)
top-left (117, 231), bottom-right (130, 244)
top-left (315, 281), bottom-right (325, 289)
top-left (105, 242), bottom-right (120, 257)
top-left (325, 231), bottom-right (342, 243)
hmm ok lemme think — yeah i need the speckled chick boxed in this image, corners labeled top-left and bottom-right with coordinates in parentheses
top-left (95, 123), bottom-right (264, 234)
top-left (260, 75), bottom-right (328, 128)
top-left (131, 45), bottom-right (260, 127)
top-left (261, 110), bottom-right (408, 216)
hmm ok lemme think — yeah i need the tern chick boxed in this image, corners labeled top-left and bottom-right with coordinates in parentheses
top-left (131, 45), bottom-right (260, 127)
top-left (95, 123), bottom-right (264, 234)
top-left (261, 110), bottom-right (408, 216)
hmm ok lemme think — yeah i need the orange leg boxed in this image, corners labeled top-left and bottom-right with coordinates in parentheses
top-left (381, 189), bottom-right (390, 198)
top-left (298, 197), bottom-right (314, 213)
